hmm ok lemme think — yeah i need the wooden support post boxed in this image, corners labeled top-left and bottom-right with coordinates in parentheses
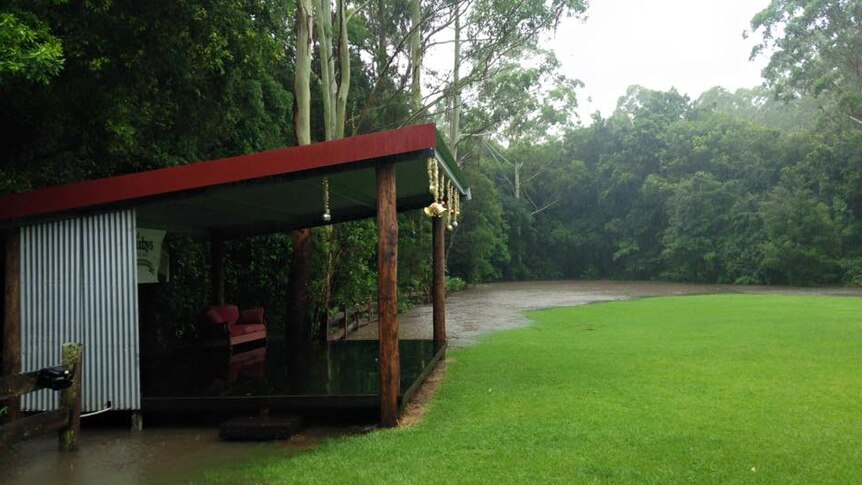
top-left (432, 216), bottom-right (446, 344)
top-left (58, 342), bottom-right (82, 451)
top-left (376, 163), bottom-right (400, 428)
top-left (210, 238), bottom-right (225, 306)
top-left (3, 228), bottom-right (21, 424)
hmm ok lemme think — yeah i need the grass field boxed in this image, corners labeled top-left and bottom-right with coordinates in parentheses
top-left (203, 295), bottom-right (862, 484)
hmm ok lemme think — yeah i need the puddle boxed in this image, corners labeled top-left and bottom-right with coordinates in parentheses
top-left (0, 427), bottom-right (272, 484)
top-left (349, 279), bottom-right (862, 346)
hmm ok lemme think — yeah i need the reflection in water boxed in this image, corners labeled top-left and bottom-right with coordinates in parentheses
top-left (2, 341), bottom-right (441, 485)
top-left (0, 426), bottom-right (280, 485)
top-left (142, 340), bottom-right (440, 398)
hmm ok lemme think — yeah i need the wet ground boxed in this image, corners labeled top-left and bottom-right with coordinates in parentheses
top-left (0, 424), bottom-right (357, 485)
top-left (350, 280), bottom-right (862, 346)
top-left (4, 280), bottom-right (862, 484)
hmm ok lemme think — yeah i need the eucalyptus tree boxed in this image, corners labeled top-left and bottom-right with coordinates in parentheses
top-left (295, 0), bottom-right (314, 146)
top-left (444, 0), bottom-right (587, 158)
top-left (340, 0), bottom-right (588, 150)
top-left (478, 49), bottom-right (581, 197)
top-left (409, 0), bottom-right (423, 109)
top-left (286, 0), bottom-right (315, 343)
top-left (750, 0), bottom-right (862, 128)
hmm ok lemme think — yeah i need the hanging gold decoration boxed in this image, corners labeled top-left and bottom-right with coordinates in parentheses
top-left (322, 176), bottom-right (331, 222)
top-left (446, 180), bottom-right (455, 215)
top-left (423, 201), bottom-right (446, 217)
top-left (446, 180), bottom-right (454, 230)
top-left (452, 190), bottom-right (460, 227)
top-left (438, 165), bottom-right (445, 203)
top-left (427, 158), bottom-right (436, 195)
top-left (433, 160), bottom-right (440, 201)
top-left (424, 158), bottom-right (446, 218)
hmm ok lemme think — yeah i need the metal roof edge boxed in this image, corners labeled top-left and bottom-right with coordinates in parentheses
top-left (0, 124), bottom-right (440, 226)
top-left (433, 129), bottom-right (470, 196)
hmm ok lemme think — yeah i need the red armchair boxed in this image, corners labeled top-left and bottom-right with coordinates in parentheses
top-left (203, 305), bottom-right (267, 346)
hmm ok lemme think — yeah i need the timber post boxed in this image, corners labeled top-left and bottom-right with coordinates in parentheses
top-left (376, 163), bottom-right (400, 427)
top-left (3, 228), bottom-right (21, 423)
top-left (432, 216), bottom-right (446, 344)
top-left (58, 342), bottom-right (82, 451)
top-left (210, 238), bottom-right (225, 306)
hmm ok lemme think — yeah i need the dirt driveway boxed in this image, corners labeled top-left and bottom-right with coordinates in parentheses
top-left (349, 280), bottom-right (862, 347)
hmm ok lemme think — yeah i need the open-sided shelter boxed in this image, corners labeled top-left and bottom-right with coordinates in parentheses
top-left (0, 123), bottom-right (468, 427)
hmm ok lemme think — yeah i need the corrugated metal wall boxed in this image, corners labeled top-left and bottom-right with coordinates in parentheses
top-left (20, 218), bottom-right (82, 410)
top-left (20, 210), bottom-right (140, 411)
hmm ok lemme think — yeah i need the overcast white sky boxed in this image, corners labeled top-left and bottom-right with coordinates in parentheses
top-left (549, 0), bottom-right (772, 120)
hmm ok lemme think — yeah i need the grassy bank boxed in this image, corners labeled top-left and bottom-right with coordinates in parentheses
top-left (204, 295), bottom-right (862, 484)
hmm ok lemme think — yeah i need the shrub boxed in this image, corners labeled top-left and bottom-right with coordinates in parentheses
top-left (445, 275), bottom-right (466, 292)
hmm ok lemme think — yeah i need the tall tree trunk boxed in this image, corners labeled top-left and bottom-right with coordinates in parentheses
top-left (315, 0), bottom-right (336, 140)
top-left (335, 0), bottom-right (350, 139)
top-left (409, 0), bottom-right (422, 113)
top-left (294, 0), bottom-right (313, 146)
top-left (375, 0), bottom-right (387, 79)
top-left (449, 2), bottom-right (461, 160)
top-left (316, 0), bottom-right (354, 339)
top-left (514, 162), bottom-right (521, 199)
top-left (287, 0), bottom-right (314, 345)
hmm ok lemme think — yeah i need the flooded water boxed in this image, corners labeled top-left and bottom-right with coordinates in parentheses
top-left (0, 424), bottom-right (358, 485)
top-left (4, 280), bottom-right (861, 484)
top-left (350, 279), bottom-right (862, 346)
top-left (142, 339), bottom-right (441, 399)
top-left (1, 426), bottom-right (265, 484)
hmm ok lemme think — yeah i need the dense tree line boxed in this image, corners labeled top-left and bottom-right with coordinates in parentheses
top-left (448, 0), bottom-right (862, 287)
top-left (450, 85), bottom-right (862, 286)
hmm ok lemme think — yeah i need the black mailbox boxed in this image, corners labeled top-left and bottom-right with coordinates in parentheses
top-left (37, 366), bottom-right (73, 391)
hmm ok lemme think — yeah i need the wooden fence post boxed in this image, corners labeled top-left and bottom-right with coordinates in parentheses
top-left (58, 342), bottom-right (82, 451)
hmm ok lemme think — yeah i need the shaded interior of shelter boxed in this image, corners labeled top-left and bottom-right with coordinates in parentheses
top-left (128, 141), bottom-right (454, 415)
top-left (140, 339), bottom-right (444, 415)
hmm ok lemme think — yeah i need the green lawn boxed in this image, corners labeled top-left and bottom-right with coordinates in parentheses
top-left (203, 295), bottom-right (862, 484)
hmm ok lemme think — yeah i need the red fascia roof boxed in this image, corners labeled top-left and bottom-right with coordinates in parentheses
top-left (0, 124), bottom-right (437, 225)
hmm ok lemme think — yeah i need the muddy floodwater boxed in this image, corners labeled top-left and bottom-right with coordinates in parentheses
top-left (350, 280), bottom-right (862, 346)
top-left (3, 280), bottom-right (861, 484)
